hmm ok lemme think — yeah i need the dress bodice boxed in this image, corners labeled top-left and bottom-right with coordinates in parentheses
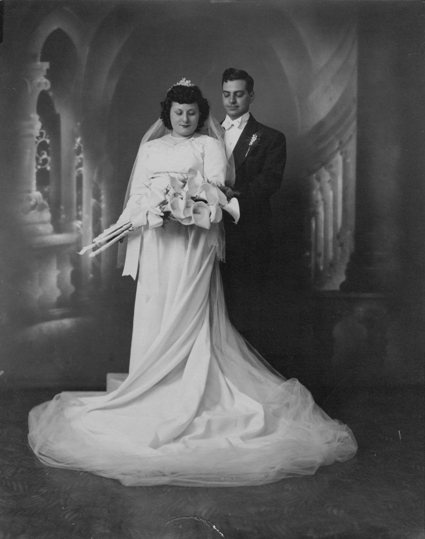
top-left (130, 134), bottom-right (227, 194)
top-left (143, 135), bottom-right (206, 176)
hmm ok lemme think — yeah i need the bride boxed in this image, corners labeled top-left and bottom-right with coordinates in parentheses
top-left (28, 79), bottom-right (357, 487)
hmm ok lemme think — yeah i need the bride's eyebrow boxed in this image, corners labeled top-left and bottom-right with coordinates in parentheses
top-left (174, 106), bottom-right (196, 110)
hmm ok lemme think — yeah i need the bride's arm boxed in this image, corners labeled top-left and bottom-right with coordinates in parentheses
top-left (203, 137), bottom-right (227, 187)
top-left (116, 143), bottom-right (151, 227)
top-left (202, 137), bottom-right (240, 224)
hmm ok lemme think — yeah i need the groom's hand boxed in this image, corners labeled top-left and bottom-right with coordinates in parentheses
top-left (219, 185), bottom-right (241, 200)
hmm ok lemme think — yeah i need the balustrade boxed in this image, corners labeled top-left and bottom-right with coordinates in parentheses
top-left (11, 62), bottom-right (84, 322)
top-left (308, 134), bottom-right (356, 289)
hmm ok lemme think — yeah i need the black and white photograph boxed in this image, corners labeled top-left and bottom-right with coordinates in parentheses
top-left (0, 0), bottom-right (423, 537)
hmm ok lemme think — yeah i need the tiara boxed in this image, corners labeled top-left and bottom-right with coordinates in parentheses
top-left (168, 77), bottom-right (195, 90)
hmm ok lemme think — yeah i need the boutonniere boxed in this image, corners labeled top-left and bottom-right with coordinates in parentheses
top-left (244, 132), bottom-right (261, 158)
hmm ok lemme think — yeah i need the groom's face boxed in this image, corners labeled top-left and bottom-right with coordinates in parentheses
top-left (222, 80), bottom-right (254, 120)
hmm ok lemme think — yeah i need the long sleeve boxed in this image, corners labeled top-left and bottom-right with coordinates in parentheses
top-left (118, 142), bottom-right (151, 279)
top-left (203, 137), bottom-right (227, 187)
top-left (117, 143), bottom-right (151, 226)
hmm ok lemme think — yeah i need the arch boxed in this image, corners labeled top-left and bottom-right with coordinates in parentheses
top-left (41, 28), bottom-right (79, 99)
top-left (80, 4), bottom-right (138, 152)
top-left (78, 2), bottom-right (315, 243)
top-left (83, 3), bottom-right (311, 148)
top-left (27, 6), bottom-right (86, 61)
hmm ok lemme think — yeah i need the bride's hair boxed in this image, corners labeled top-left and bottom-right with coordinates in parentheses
top-left (160, 85), bottom-right (210, 131)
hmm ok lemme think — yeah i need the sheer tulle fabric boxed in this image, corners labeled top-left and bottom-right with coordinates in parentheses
top-left (28, 136), bottom-right (357, 487)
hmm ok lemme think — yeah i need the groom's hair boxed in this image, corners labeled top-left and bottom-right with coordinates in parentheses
top-left (160, 85), bottom-right (210, 131)
top-left (222, 68), bottom-right (254, 94)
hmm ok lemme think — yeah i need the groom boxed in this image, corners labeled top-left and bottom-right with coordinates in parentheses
top-left (220, 67), bottom-right (287, 293)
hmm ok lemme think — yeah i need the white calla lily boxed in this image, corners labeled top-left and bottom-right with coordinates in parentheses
top-left (223, 197), bottom-right (240, 224)
top-left (192, 201), bottom-right (211, 229)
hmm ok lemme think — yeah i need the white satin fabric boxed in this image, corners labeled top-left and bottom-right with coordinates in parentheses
top-left (28, 135), bottom-right (357, 487)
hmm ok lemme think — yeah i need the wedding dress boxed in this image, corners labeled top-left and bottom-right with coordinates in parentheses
top-left (28, 133), bottom-right (357, 486)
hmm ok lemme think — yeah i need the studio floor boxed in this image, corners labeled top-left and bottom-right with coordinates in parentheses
top-left (0, 385), bottom-right (423, 539)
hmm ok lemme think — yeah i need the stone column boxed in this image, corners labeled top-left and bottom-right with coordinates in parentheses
top-left (15, 62), bottom-right (53, 237)
top-left (335, 5), bottom-right (425, 385)
top-left (11, 62), bottom-right (79, 320)
top-left (341, 10), bottom-right (402, 292)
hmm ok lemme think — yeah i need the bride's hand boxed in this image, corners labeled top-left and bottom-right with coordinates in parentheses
top-left (129, 211), bottom-right (148, 230)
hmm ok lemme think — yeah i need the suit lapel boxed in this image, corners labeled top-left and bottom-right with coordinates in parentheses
top-left (232, 115), bottom-right (260, 170)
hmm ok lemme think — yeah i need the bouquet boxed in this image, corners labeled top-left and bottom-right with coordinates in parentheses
top-left (79, 172), bottom-right (240, 258)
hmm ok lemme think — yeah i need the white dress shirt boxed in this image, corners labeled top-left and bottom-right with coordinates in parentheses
top-left (222, 112), bottom-right (250, 158)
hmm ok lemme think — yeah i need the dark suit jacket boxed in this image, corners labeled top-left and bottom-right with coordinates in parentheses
top-left (223, 114), bottom-right (286, 282)
top-left (232, 114), bottom-right (286, 214)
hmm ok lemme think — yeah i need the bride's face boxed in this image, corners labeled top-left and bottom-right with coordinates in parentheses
top-left (170, 102), bottom-right (200, 138)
